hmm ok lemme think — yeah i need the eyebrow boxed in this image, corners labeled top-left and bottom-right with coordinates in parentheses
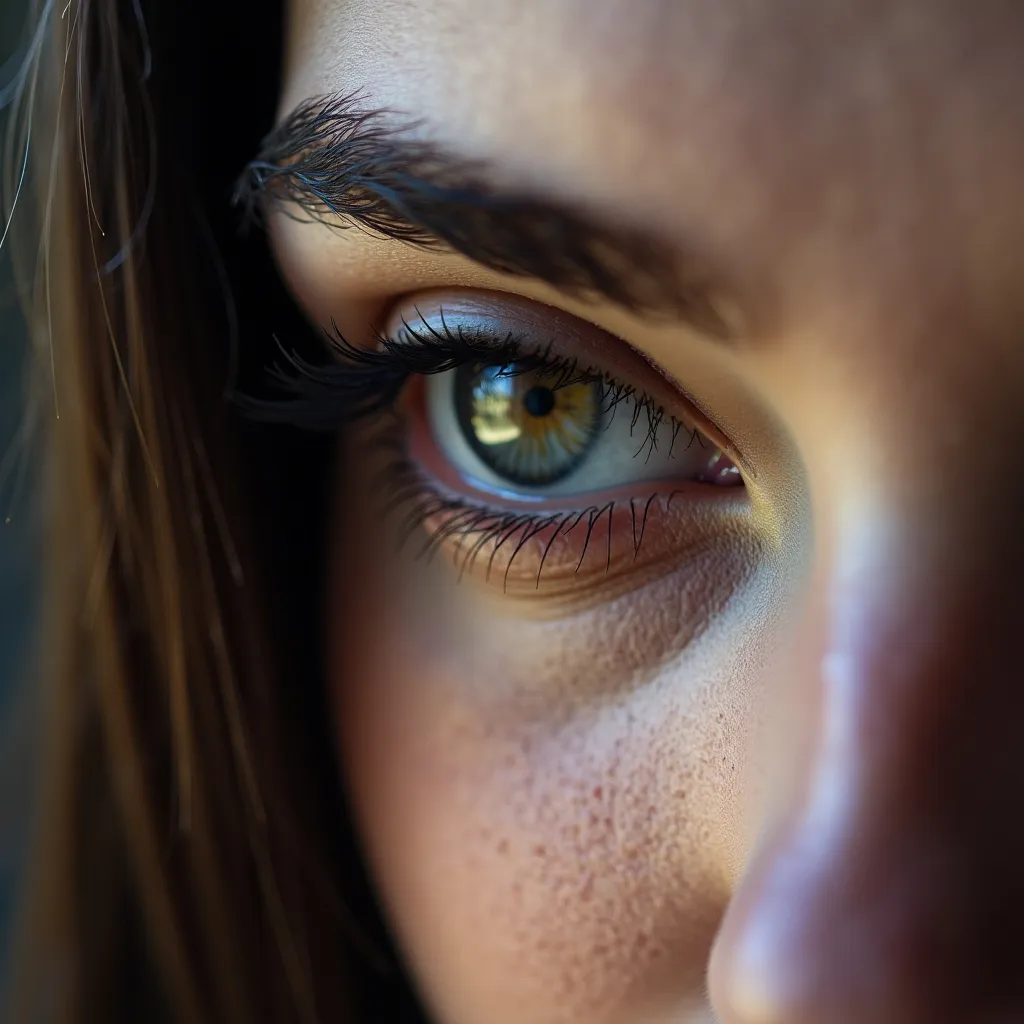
top-left (234, 94), bottom-right (732, 339)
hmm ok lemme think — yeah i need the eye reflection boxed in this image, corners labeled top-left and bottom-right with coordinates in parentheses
top-left (455, 363), bottom-right (602, 486)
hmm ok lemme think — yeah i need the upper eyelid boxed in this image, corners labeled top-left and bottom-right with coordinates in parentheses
top-left (387, 313), bottom-right (667, 413)
top-left (381, 302), bottom-right (749, 470)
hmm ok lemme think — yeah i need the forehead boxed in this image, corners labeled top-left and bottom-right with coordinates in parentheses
top-left (280, 0), bottom-right (1024, 328)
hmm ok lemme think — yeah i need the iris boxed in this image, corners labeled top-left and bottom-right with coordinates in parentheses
top-left (454, 364), bottom-right (602, 486)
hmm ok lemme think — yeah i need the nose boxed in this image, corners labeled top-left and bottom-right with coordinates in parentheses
top-left (709, 476), bottom-right (1024, 1024)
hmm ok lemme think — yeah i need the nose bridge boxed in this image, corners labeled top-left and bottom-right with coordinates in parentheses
top-left (709, 441), bottom-right (1024, 1023)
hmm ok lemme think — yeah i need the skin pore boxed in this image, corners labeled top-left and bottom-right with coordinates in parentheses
top-left (267, 1), bottom-right (1024, 1021)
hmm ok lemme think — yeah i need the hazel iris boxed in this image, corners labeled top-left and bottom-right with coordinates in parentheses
top-left (454, 364), bottom-right (602, 486)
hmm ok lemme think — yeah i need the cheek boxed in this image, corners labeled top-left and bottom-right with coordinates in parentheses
top-left (331, 578), bottom-right (761, 1024)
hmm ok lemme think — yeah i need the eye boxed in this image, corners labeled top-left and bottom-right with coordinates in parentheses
top-left (253, 292), bottom-right (751, 596)
top-left (386, 302), bottom-right (749, 594)
top-left (426, 361), bottom-right (742, 499)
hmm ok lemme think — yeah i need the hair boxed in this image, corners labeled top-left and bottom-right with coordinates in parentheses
top-left (3, 2), bottom-right (420, 1021)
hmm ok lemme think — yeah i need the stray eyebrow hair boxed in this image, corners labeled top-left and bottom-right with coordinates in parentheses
top-left (235, 94), bottom-right (732, 338)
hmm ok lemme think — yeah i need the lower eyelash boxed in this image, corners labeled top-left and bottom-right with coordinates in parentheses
top-left (377, 445), bottom-right (618, 589)
top-left (366, 428), bottom-right (675, 590)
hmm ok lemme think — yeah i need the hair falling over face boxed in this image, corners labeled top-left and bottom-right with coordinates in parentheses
top-left (3, 2), bottom-right (402, 1023)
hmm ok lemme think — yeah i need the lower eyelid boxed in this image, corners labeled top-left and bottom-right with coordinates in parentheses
top-left (415, 481), bottom-right (751, 599)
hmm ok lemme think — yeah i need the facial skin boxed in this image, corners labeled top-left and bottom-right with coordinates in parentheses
top-left (269, 2), bottom-right (1024, 1021)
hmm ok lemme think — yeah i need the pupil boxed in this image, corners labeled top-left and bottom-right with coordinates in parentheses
top-left (523, 386), bottom-right (555, 418)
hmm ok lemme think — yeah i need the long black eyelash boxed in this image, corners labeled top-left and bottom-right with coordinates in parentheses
top-left (242, 315), bottom-right (705, 461)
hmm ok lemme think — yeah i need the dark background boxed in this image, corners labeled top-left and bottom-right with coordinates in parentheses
top-left (0, 0), bottom-right (37, 984)
top-left (0, 3), bottom-right (32, 701)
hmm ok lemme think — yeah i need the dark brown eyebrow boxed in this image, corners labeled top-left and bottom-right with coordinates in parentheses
top-left (235, 94), bottom-right (732, 339)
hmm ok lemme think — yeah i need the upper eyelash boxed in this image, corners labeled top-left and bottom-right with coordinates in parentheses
top-left (244, 311), bottom-right (707, 462)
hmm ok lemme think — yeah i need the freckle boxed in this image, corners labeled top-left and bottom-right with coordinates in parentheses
top-left (497, 839), bottom-right (509, 855)
top-left (635, 932), bottom-right (649, 952)
top-left (533, 844), bottom-right (547, 857)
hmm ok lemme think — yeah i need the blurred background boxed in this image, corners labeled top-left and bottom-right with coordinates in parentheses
top-left (0, 0), bottom-right (37, 989)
